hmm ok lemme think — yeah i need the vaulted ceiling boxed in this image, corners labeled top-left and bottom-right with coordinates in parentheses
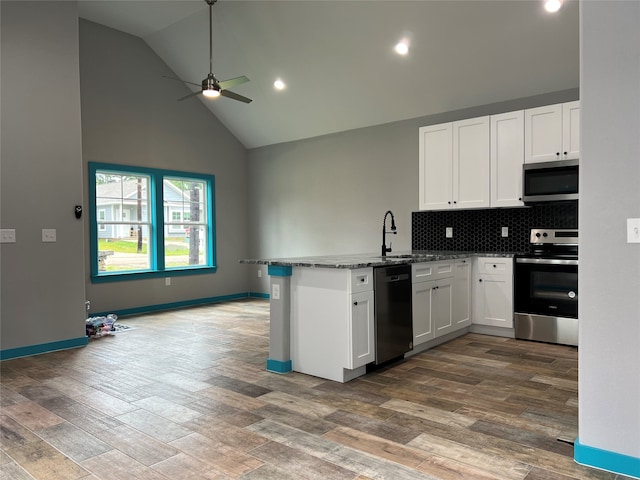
top-left (78, 0), bottom-right (579, 149)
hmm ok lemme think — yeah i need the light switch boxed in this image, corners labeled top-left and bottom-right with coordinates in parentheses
top-left (271, 283), bottom-right (280, 300)
top-left (502, 227), bottom-right (509, 238)
top-left (0, 229), bottom-right (16, 243)
top-left (42, 229), bottom-right (56, 242)
top-left (446, 227), bottom-right (453, 238)
top-left (627, 218), bottom-right (640, 243)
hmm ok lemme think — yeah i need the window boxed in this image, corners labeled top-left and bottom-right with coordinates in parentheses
top-left (89, 162), bottom-right (216, 281)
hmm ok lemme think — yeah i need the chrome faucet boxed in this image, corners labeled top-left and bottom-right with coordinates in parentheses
top-left (381, 210), bottom-right (397, 256)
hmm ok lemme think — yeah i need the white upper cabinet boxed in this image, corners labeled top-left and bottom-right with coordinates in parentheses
top-left (419, 123), bottom-right (453, 210)
top-left (524, 101), bottom-right (580, 163)
top-left (453, 117), bottom-right (491, 209)
top-left (419, 117), bottom-right (490, 210)
top-left (490, 111), bottom-right (525, 207)
top-left (563, 101), bottom-right (581, 160)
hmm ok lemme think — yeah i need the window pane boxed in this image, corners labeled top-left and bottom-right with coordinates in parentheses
top-left (98, 225), bottom-right (151, 272)
top-left (164, 177), bottom-right (208, 268)
top-left (165, 227), bottom-right (207, 267)
top-left (164, 178), bottom-right (206, 225)
top-left (95, 173), bottom-right (150, 224)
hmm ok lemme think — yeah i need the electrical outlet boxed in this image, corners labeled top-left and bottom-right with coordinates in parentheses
top-left (258, 269), bottom-right (262, 278)
top-left (446, 227), bottom-right (453, 238)
top-left (42, 228), bottom-right (56, 242)
top-left (272, 283), bottom-right (280, 300)
top-left (502, 226), bottom-right (509, 238)
top-left (627, 218), bottom-right (640, 243)
top-left (165, 277), bottom-right (171, 286)
top-left (0, 229), bottom-right (16, 243)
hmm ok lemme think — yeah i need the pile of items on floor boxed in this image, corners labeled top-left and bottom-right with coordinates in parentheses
top-left (85, 313), bottom-right (120, 337)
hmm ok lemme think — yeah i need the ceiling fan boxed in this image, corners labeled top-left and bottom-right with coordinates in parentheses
top-left (164, 0), bottom-right (252, 103)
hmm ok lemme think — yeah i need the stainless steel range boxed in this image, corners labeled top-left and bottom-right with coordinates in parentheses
top-left (514, 228), bottom-right (578, 346)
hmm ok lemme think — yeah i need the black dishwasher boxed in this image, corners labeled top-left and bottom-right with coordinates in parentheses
top-left (373, 264), bottom-right (413, 365)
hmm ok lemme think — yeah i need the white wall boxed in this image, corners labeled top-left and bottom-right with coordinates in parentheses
top-left (1, 1), bottom-right (86, 351)
top-left (579, 0), bottom-right (640, 464)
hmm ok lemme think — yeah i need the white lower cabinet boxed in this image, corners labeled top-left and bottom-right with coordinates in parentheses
top-left (472, 257), bottom-right (514, 328)
top-left (412, 279), bottom-right (435, 345)
top-left (291, 267), bottom-right (374, 382)
top-left (452, 259), bottom-right (471, 328)
top-left (350, 290), bottom-right (375, 369)
top-left (412, 259), bottom-right (470, 347)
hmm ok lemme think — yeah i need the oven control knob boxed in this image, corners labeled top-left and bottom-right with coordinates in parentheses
top-left (543, 232), bottom-right (548, 237)
top-left (535, 233), bottom-right (541, 238)
top-left (568, 291), bottom-right (576, 299)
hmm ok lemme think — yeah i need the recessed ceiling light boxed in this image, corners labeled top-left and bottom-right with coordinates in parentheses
top-left (544, 0), bottom-right (562, 13)
top-left (274, 79), bottom-right (286, 90)
top-left (395, 40), bottom-right (409, 56)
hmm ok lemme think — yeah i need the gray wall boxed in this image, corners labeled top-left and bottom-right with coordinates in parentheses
top-left (80, 20), bottom-right (250, 314)
top-left (246, 89), bottom-right (579, 293)
top-left (1, 1), bottom-right (86, 350)
top-left (579, 1), bottom-right (640, 461)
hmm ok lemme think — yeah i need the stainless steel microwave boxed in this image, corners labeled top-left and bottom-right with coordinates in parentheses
top-left (523, 159), bottom-right (579, 203)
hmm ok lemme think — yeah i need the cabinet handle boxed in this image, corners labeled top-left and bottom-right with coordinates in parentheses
top-left (564, 151), bottom-right (568, 155)
top-left (519, 197), bottom-right (522, 201)
top-left (493, 264), bottom-right (497, 268)
top-left (453, 201), bottom-right (457, 204)
top-left (479, 278), bottom-right (483, 282)
top-left (448, 201), bottom-right (451, 205)
top-left (556, 152), bottom-right (561, 156)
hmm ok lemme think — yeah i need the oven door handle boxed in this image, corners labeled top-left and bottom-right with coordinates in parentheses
top-left (516, 258), bottom-right (579, 266)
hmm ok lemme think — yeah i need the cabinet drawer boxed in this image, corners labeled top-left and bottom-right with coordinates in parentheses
top-left (476, 257), bottom-right (513, 275)
top-left (351, 268), bottom-right (373, 293)
top-left (412, 261), bottom-right (455, 283)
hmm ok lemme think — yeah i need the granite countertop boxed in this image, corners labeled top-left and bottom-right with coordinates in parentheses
top-left (240, 251), bottom-right (517, 269)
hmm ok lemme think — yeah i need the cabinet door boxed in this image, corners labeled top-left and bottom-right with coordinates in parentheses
top-left (419, 123), bottom-right (453, 210)
top-left (453, 117), bottom-right (490, 209)
top-left (562, 101), bottom-right (580, 160)
top-left (473, 275), bottom-right (513, 328)
top-left (490, 111), bottom-right (524, 207)
top-left (350, 290), bottom-right (375, 368)
top-left (524, 104), bottom-right (563, 163)
top-left (433, 279), bottom-right (454, 336)
top-left (412, 280), bottom-right (435, 346)
top-left (452, 260), bottom-right (471, 328)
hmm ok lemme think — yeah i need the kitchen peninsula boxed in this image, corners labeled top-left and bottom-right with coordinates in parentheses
top-left (242, 251), bottom-right (514, 382)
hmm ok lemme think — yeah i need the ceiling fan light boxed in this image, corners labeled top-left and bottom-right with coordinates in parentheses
top-left (203, 88), bottom-right (220, 98)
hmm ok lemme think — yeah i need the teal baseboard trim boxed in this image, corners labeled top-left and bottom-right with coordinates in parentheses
top-left (93, 292), bottom-right (257, 318)
top-left (1, 336), bottom-right (88, 361)
top-left (249, 292), bottom-right (270, 299)
top-left (268, 265), bottom-right (292, 277)
top-left (266, 358), bottom-right (292, 374)
top-left (574, 438), bottom-right (640, 479)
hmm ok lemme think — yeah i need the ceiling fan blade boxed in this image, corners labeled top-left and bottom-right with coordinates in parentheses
top-left (218, 76), bottom-right (250, 90)
top-left (163, 75), bottom-right (201, 87)
top-left (177, 90), bottom-right (202, 101)
top-left (221, 89), bottom-right (253, 104)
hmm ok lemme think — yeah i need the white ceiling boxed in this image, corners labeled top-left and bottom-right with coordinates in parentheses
top-left (77, 0), bottom-right (579, 149)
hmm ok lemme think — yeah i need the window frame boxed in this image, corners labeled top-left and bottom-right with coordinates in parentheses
top-left (89, 162), bottom-right (216, 282)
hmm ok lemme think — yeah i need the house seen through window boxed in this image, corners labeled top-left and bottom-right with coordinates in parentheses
top-left (89, 163), bottom-right (216, 281)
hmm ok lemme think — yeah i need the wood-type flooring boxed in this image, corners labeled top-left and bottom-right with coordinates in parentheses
top-left (0, 299), bottom-right (633, 479)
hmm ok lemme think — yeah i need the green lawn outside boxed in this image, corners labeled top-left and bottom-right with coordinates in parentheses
top-left (99, 238), bottom-right (189, 256)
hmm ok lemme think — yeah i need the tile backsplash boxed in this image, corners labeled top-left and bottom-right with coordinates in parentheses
top-left (412, 201), bottom-right (578, 253)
